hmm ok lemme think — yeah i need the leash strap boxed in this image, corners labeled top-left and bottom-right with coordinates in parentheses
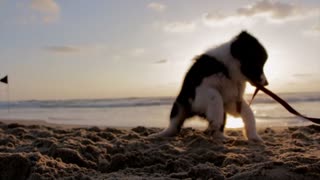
top-left (249, 88), bottom-right (260, 106)
top-left (250, 83), bottom-right (320, 125)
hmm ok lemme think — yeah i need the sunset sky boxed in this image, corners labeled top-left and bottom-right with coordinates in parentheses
top-left (0, 0), bottom-right (320, 100)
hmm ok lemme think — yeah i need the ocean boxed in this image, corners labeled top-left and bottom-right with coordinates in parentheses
top-left (0, 92), bottom-right (319, 128)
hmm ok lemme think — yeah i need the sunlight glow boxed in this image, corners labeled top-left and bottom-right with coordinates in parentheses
top-left (225, 115), bottom-right (244, 128)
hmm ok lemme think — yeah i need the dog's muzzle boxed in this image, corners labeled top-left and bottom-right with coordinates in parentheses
top-left (260, 73), bottom-right (269, 86)
top-left (249, 73), bottom-right (268, 86)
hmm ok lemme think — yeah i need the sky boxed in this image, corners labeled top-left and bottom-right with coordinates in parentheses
top-left (0, 0), bottom-right (320, 100)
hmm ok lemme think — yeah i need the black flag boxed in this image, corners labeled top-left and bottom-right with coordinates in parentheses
top-left (0, 75), bottom-right (8, 84)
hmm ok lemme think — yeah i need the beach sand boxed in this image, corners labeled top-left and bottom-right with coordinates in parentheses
top-left (0, 120), bottom-right (319, 180)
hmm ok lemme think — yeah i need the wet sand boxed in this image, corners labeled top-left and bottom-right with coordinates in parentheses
top-left (0, 120), bottom-right (319, 179)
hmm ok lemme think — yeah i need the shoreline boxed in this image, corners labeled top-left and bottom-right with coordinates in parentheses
top-left (0, 119), bottom-right (134, 130)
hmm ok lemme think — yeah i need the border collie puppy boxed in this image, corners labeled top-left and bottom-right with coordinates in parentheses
top-left (153, 31), bottom-right (268, 141)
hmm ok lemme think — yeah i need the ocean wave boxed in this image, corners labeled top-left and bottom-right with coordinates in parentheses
top-left (0, 98), bottom-right (175, 109)
top-left (250, 97), bottom-right (320, 104)
top-left (1, 92), bottom-right (320, 109)
top-left (255, 115), bottom-right (295, 120)
top-left (246, 92), bottom-right (320, 104)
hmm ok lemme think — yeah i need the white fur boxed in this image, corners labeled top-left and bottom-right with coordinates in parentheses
top-left (193, 86), bottom-right (225, 138)
top-left (205, 41), bottom-right (246, 82)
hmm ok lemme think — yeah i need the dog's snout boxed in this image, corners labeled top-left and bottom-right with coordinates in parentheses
top-left (263, 79), bottom-right (269, 86)
top-left (260, 74), bottom-right (268, 86)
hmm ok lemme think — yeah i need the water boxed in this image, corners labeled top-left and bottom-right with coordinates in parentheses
top-left (0, 92), bottom-right (319, 128)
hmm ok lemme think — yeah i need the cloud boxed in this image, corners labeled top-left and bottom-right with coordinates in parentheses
top-left (163, 21), bottom-right (196, 33)
top-left (131, 48), bottom-right (146, 56)
top-left (237, 0), bottom-right (300, 19)
top-left (31, 0), bottom-right (59, 14)
top-left (203, 12), bottom-right (231, 22)
top-left (202, 12), bottom-right (244, 27)
top-left (148, 2), bottom-right (166, 12)
top-left (158, 1), bottom-right (318, 32)
top-left (30, 0), bottom-right (60, 23)
top-left (154, 59), bottom-right (167, 64)
top-left (313, 24), bottom-right (320, 32)
top-left (303, 24), bottom-right (320, 37)
top-left (45, 46), bottom-right (81, 53)
top-left (203, 0), bottom-right (319, 26)
top-left (44, 44), bottom-right (108, 54)
top-left (293, 73), bottom-right (314, 78)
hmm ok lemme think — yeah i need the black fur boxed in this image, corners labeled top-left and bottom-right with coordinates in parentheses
top-left (220, 112), bottom-right (227, 132)
top-left (175, 54), bottom-right (230, 108)
top-left (231, 31), bottom-right (268, 84)
top-left (170, 102), bottom-right (179, 118)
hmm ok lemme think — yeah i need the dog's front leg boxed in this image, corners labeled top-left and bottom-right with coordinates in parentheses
top-left (240, 100), bottom-right (263, 142)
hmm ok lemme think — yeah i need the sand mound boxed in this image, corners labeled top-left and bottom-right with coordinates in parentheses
top-left (0, 121), bottom-right (319, 179)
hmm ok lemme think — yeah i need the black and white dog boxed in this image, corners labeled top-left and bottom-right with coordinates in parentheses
top-left (153, 31), bottom-right (268, 142)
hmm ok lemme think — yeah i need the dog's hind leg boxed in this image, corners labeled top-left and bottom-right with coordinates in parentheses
top-left (220, 112), bottom-right (227, 132)
top-left (201, 88), bottom-right (225, 139)
top-left (151, 101), bottom-right (188, 137)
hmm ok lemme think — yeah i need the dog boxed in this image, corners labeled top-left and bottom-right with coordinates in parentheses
top-left (153, 31), bottom-right (268, 142)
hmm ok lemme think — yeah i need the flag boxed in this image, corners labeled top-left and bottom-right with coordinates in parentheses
top-left (0, 75), bottom-right (8, 84)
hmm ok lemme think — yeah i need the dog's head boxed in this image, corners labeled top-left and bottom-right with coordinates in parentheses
top-left (231, 31), bottom-right (268, 86)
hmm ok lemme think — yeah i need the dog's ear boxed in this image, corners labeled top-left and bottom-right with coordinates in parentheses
top-left (230, 31), bottom-right (268, 84)
top-left (192, 55), bottom-right (201, 62)
top-left (238, 31), bottom-right (250, 38)
top-left (230, 31), bottom-right (267, 61)
top-left (230, 31), bottom-right (252, 60)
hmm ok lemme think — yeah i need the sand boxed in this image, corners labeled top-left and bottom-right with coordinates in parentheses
top-left (0, 120), bottom-right (319, 180)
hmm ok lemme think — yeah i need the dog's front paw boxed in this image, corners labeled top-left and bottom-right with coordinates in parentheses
top-left (247, 134), bottom-right (263, 143)
top-left (204, 129), bottom-right (227, 142)
top-left (149, 128), bottom-right (178, 138)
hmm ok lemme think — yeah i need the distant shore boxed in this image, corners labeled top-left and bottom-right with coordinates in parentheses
top-left (0, 119), bottom-right (132, 130)
top-left (0, 119), bottom-right (319, 179)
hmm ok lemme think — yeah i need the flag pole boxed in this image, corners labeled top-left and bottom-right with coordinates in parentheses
top-left (7, 83), bottom-right (10, 113)
top-left (0, 75), bottom-right (9, 112)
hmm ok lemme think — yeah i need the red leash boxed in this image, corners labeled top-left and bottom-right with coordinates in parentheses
top-left (249, 83), bottom-right (320, 125)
